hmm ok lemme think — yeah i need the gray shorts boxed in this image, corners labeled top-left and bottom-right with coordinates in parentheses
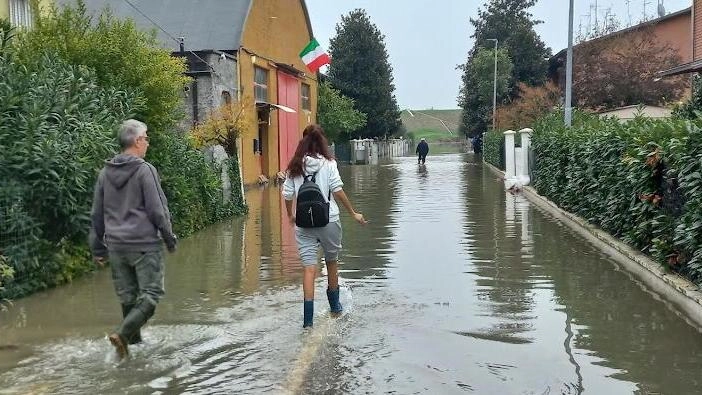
top-left (295, 221), bottom-right (343, 266)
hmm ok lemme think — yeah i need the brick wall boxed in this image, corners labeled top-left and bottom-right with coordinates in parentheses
top-left (695, 0), bottom-right (702, 60)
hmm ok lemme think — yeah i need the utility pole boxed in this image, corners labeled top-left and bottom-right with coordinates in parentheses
top-left (487, 38), bottom-right (499, 131)
top-left (565, 0), bottom-right (574, 127)
top-left (626, 0), bottom-right (632, 26)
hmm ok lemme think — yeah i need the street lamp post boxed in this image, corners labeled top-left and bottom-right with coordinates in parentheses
top-left (486, 38), bottom-right (498, 132)
top-left (565, 0), bottom-right (574, 126)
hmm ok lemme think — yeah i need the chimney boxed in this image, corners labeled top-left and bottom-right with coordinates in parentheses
top-left (179, 37), bottom-right (185, 55)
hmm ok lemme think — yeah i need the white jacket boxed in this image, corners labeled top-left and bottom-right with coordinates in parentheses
top-left (282, 155), bottom-right (344, 223)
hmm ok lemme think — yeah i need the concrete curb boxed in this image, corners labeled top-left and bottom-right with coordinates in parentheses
top-left (483, 161), bottom-right (702, 328)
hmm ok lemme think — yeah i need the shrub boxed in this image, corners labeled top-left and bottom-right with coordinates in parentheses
top-left (532, 110), bottom-right (702, 283)
top-left (673, 75), bottom-right (702, 120)
top-left (483, 131), bottom-right (504, 170)
top-left (496, 82), bottom-right (560, 131)
top-left (0, 53), bottom-right (141, 298)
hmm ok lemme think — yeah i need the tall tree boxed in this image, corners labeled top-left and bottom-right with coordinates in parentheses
top-left (458, 0), bottom-right (551, 136)
top-left (458, 48), bottom-right (513, 137)
top-left (328, 9), bottom-right (401, 138)
top-left (469, 0), bottom-right (550, 89)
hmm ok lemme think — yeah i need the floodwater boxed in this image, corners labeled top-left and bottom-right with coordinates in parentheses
top-left (2, 152), bottom-right (702, 394)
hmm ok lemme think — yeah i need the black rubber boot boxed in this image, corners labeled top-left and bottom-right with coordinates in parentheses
top-left (118, 299), bottom-right (156, 344)
top-left (121, 304), bottom-right (143, 344)
top-left (326, 287), bottom-right (343, 315)
top-left (303, 300), bottom-right (314, 328)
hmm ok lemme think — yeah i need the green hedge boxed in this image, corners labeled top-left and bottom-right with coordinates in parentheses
top-left (0, 53), bottom-right (142, 298)
top-left (532, 111), bottom-right (702, 283)
top-left (483, 131), bottom-right (505, 170)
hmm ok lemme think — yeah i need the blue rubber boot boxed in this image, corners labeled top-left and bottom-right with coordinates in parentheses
top-left (326, 287), bottom-right (342, 315)
top-left (303, 299), bottom-right (314, 328)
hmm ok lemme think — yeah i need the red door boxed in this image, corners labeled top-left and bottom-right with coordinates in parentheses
top-left (277, 71), bottom-right (300, 171)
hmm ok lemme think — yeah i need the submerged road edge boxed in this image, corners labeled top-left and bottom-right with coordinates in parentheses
top-left (484, 162), bottom-right (702, 329)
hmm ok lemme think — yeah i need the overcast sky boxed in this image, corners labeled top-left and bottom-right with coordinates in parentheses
top-left (306, 0), bottom-right (691, 110)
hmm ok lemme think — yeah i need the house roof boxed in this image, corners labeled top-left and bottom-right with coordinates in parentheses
top-left (57, 0), bottom-right (315, 53)
top-left (56, 0), bottom-right (251, 51)
top-left (657, 59), bottom-right (702, 77)
top-left (551, 7), bottom-right (692, 61)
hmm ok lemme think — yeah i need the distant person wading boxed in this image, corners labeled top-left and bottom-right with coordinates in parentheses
top-left (283, 124), bottom-right (367, 328)
top-left (416, 137), bottom-right (429, 164)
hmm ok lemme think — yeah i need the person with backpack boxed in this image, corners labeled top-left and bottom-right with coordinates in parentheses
top-left (282, 124), bottom-right (367, 328)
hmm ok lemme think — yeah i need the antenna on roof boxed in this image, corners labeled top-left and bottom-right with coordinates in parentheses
top-left (658, 0), bottom-right (666, 17)
top-left (625, 0), bottom-right (632, 26)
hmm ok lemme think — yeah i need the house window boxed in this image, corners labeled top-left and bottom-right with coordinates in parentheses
top-left (9, 0), bottom-right (32, 28)
top-left (301, 83), bottom-right (311, 111)
top-left (254, 66), bottom-right (268, 102)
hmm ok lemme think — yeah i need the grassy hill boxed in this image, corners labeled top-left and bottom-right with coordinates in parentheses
top-left (400, 109), bottom-right (463, 142)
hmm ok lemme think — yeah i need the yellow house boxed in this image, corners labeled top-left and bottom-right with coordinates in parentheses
top-left (70, 0), bottom-right (319, 186)
top-left (1, 0), bottom-right (52, 27)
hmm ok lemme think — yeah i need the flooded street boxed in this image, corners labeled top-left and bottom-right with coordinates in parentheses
top-left (2, 152), bottom-right (702, 394)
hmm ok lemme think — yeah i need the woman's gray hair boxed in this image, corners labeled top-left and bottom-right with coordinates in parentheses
top-left (118, 119), bottom-right (148, 149)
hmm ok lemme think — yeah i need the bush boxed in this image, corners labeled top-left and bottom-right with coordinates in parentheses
top-left (0, 53), bottom-right (141, 298)
top-left (532, 110), bottom-right (702, 283)
top-left (483, 131), bottom-right (504, 170)
top-left (673, 75), bottom-right (702, 120)
top-left (496, 82), bottom-right (560, 131)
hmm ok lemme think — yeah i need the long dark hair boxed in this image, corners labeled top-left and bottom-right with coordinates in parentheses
top-left (286, 124), bottom-right (334, 178)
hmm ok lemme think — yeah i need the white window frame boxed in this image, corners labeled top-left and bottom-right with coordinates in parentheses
top-left (254, 66), bottom-right (269, 103)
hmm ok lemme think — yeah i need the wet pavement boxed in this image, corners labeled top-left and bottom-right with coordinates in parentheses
top-left (2, 152), bottom-right (702, 394)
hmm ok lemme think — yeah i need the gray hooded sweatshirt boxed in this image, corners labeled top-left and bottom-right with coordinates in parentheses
top-left (90, 154), bottom-right (176, 257)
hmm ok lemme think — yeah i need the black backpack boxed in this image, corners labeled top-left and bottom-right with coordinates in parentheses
top-left (296, 172), bottom-right (331, 228)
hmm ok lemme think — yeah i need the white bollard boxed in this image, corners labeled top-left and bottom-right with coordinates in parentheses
top-left (518, 128), bottom-right (533, 185)
top-left (515, 147), bottom-right (524, 182)
top-left (503, 130), bottom-right (517, 187)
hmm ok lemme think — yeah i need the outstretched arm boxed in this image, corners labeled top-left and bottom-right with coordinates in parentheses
top-left (333, 189), bottom-right (367, 225)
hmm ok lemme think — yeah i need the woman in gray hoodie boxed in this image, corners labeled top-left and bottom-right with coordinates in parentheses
top-left (282, 124), bottom-right (367, 328)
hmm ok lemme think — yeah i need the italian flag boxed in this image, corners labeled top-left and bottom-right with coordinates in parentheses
top-left (300, 38), bottom-right (330, 72)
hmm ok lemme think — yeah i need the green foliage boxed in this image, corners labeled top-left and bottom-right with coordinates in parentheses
top-left (0, 53), bottom-right (141, 298)
top-left (483, 131), bottom-right (504, 170)
top-left (471, 48), bottom-right (513, 103)
top-left (458, 0), bottom-right (551, 137)
top-left (0, 19), bottom-right (15, 55)
top-left (17, 1), bottom-right (189, 133)
top-left (469, 0), bottom-right (550, 89)
top-left (532, 111), bottom-right (702, 283)
top-left (328, 9), bottom-right (401, 138)
top-left (0, 53), bottom-right (142, 239)
top-left (318, 81), bottom-right (367, 142)
top-left (673, 75), bottom-right (702, 120)
top-left (148, 133), bottom-right (246, 237)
